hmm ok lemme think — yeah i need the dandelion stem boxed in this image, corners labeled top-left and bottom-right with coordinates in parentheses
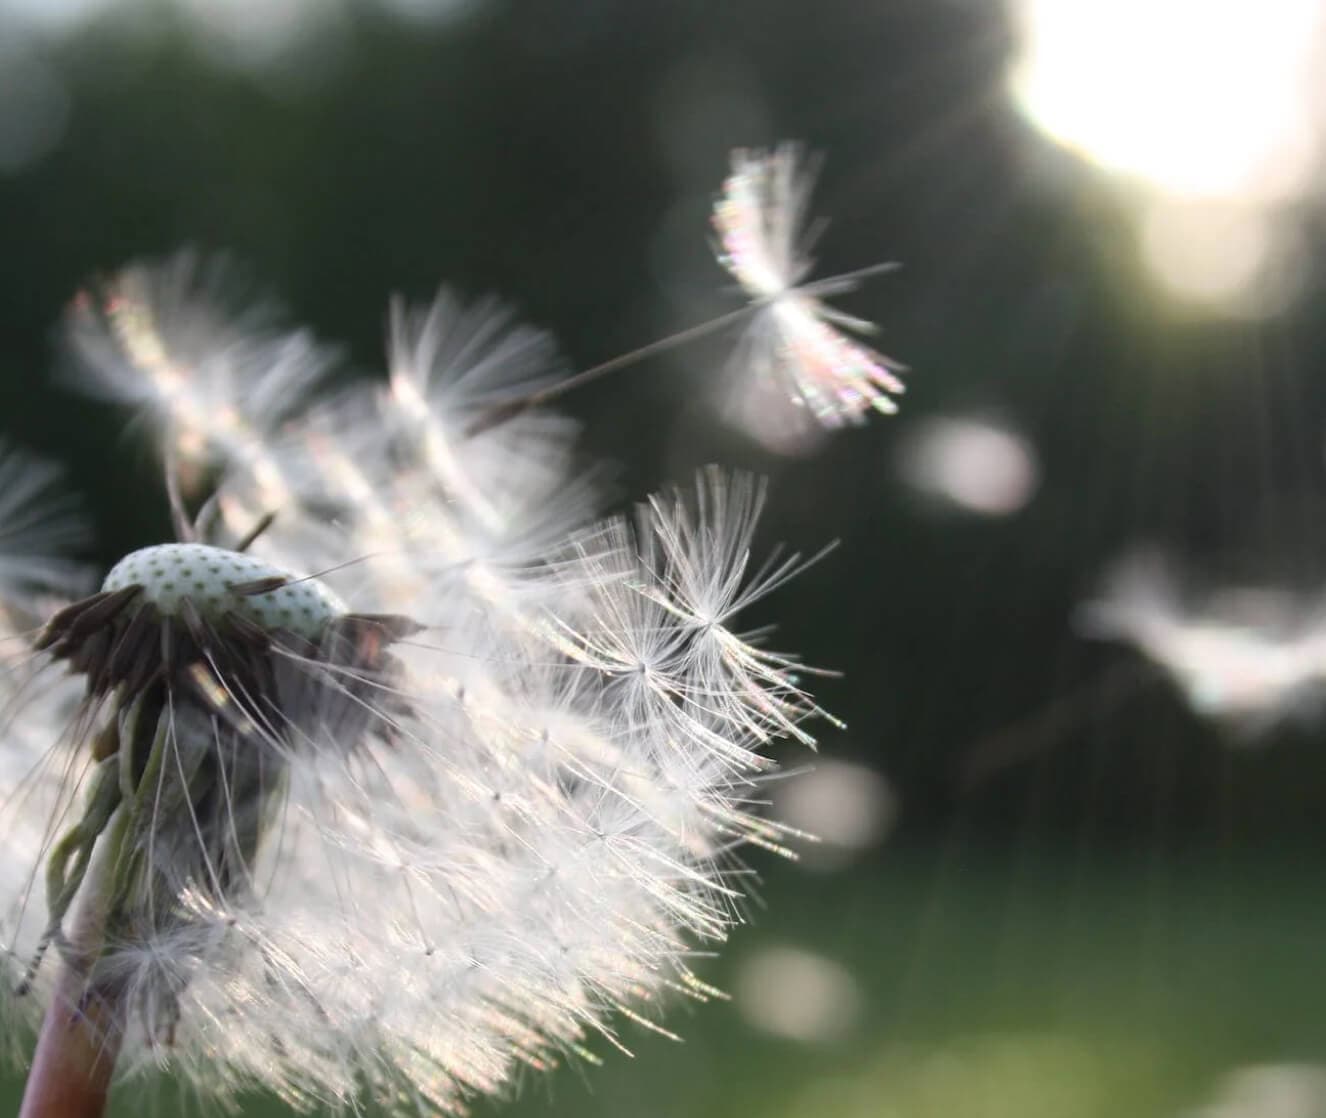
top-left (19, 806), bottom-right (131, 1118)
top-left (18, 970), bottom-right (122, 1118)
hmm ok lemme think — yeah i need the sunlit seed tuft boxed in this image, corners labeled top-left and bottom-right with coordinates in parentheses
top-left (713, 144), bottom-right (905, 432)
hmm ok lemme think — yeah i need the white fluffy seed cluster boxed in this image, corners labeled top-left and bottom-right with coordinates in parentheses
top-left (103, 542), bottom-right (345, 641)
top-left (0, 253), bottom-right (827, 1114)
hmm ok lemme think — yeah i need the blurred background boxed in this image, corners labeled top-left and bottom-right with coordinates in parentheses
top-left (3, 0), bottom-right (1326, 1115)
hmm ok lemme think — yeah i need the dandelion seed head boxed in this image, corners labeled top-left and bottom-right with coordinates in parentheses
top-left (4, 252), bottom-right (836, 1115)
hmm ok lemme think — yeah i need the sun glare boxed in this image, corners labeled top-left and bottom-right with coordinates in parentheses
top-left (1011, 0), bottom-right (1322, 202)
top-left (1010, 0), bottom-right (1325, 313)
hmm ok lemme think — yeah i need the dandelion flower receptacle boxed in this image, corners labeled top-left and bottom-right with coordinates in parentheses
top-left (3, 249), bottom-right (839, 1116)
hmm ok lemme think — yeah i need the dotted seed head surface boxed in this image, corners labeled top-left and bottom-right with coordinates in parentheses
top-left (103, 543), bottom-right (346, 640)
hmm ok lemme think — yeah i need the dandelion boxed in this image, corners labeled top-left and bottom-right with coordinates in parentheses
top-left (2, 252), bottom-right (833, 1116)
top-left (0, 445), bottom-right (90, 609)
top-left (1080, 550), bottom-right (1326, 736)
top-left (466, 143), bottom-right (903, 440)
top-left (712, 143), bottom-right (906, 430)
top-left (65, 252), bottom-right (336, 518)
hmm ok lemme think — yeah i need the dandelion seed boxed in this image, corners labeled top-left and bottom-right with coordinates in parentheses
top-left (713, 143), bottom-right (906, 430)
top-left (3, 252), bottom-right (834, 1116)
top-left (65, 250), bottom-right (336, 511)
top-left (0, 443), bottom-right (89, 610)
top-left (1081, 550), bottom-right (1326, 737)
top-left (464, 143), bottom-right (903, 442)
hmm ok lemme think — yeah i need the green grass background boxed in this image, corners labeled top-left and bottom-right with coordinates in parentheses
top-left (5, 841), bottom-right (1318, 1118)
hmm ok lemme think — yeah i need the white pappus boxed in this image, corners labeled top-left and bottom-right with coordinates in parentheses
top-left (0, 249), bottom-right (834, 1115)
top-left (713, 143), bottom-right (906, 434)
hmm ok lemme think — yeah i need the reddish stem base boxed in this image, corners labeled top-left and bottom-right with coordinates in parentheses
top-left (18, 975), bottom-right (122, 1118)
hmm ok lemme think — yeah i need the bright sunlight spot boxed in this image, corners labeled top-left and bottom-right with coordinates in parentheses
top-left (1009, 0), bottom-right (1326, 315)
top-left (1010, 0), bottom-right (1322, 202)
